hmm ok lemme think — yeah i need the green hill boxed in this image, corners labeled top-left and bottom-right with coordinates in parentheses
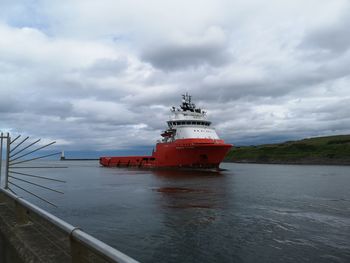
top-left (225, 134), bottom-right (350, 165)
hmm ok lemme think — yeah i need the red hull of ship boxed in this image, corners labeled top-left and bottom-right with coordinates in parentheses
top-left (100, 139), bottom-right (232, 169)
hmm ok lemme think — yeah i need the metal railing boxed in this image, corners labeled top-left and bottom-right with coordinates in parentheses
top-left (1, 133), bottom-right (65, 204)
top-left (0, 132), bottom-right (139, 263)
top-left (0, 189), bottom-right (138, 263)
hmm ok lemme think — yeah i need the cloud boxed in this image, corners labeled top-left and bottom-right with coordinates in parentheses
top-left (300, 8), bottom-right (350, 54)
top-left (0, 95), bottom-right (21, 113)
top-left (1, 0), bottom-right (350, 151)
top-left (84, 58), bottom-right (128, 77)
top-left (142, 26), bottom-right (230, 70)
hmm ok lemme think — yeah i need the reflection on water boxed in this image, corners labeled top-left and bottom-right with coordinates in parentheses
top-left (155, 187), bottom-right (214, 209)
top-left (11, 161), bottom-right (350, 263)
top-left (151, 168), bottom-right (223, 178)
top-left (155, 187), bottom-right (210, 193)
top-left (152, 169), bottom-right (228, 211)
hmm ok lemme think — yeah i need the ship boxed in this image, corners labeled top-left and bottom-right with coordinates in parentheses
top-left (100, 94), bottom-right (232, 170)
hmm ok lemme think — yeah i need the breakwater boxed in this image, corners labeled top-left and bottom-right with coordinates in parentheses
top-left (61, 157), bottom-right (99, 161)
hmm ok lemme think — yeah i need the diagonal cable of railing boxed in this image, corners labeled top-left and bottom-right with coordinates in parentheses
top-left (9, 136), bottom-right (29, 153)
top-left (10, 166), bottom-right (68, 169)
top-left (1, 134), bottom-right (65, 206)
top-left (8, 175), bottom-right (64, 194)
top-left (10, 135), bottom-right (21, 145)
top-left (7, 186), bottom-right (18, 195)
top-left (10, 139), bottom-right (41, 159)
top-left (10, 152), bottom-right (61, 166)
top-left (8, 182), bottom-right (58, 207)
top-left (8, 170), bottom-right (65, 183)
top-left (10, 141), bottom-right (56, 162)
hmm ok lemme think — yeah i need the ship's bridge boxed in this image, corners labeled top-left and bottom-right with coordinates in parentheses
top-left (168, 120), bottom-right (211, 127)
top-left (161, 93), bottom-right (220, 141)
top-left (170, 111), bottom-right (206, 121)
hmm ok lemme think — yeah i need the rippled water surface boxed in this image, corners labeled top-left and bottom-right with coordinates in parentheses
top-left (11, 162), bottom-right (350, 262)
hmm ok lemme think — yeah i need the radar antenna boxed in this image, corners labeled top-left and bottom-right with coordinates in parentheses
top-left (180, 93), bottom-right (197, 111)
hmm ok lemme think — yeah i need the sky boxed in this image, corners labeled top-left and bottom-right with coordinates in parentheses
top-left (1, 0), bottom-right (350, 152)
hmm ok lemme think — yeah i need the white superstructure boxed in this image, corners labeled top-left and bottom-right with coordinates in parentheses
top-left (161, 93), bottom-right (219, 142)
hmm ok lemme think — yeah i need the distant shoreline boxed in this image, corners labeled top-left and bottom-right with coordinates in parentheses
top-left (224, 159), bottom-right (350, 166)
top-left (225, 134), bottom-right (350, 166)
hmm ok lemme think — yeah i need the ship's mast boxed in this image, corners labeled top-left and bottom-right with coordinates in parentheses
top-left (180, 92), bottom-right (198, 112)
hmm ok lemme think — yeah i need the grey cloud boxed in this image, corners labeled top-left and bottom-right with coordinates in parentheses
top-left (301, 27), bottom-right (350, 54)
top-left (300, 10), bottom-right (350, 54)
top-left (142, 43), bottom-right (230, 70)
top-left (142, 27), bottom-right (231, 70)
top-left (30, 100), bottom-right (74, 118)
top-left (195, 56), bottom-right (350, 102)
top-left (299, 98), bottom-right (350, 122)
top-left (84, 58), bottom-right (128, 77)
top-left (0, 96), bottom-right (21, 113)
top-left (34, 73), bottom-right (129, 103)
top-left (2, 1), bottom-right (350, 150)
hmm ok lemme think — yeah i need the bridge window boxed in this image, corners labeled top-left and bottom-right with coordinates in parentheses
top-left (172, 121), bottom-right (211, 126)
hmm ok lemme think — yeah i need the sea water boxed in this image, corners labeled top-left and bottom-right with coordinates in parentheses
top-left (8, 161), bottom-right (350, 263)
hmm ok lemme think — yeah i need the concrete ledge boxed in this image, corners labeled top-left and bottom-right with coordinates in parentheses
top-left (0, 190), bottom-right (139, 263)
top-left (0, 201), bottom-right (71, 263)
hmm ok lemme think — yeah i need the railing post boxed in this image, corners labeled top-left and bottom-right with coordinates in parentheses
top-left (0, 191), bottom-right (5, 204)
top-left (15, 200), bottom-right (30, 225)
top-left (0, 132), bottom-right (3, 185)
top-left (4, 133), bottom-right (10, 189)
top-left (70, 235), bottom-right (85, 263)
